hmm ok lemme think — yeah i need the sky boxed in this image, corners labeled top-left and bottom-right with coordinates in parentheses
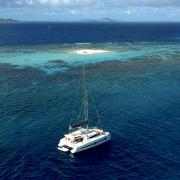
top-left (0, 0), bottom-right (180, 22)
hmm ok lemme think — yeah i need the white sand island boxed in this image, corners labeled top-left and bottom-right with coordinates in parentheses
top-left (75, 49), bottom-right (110, 55)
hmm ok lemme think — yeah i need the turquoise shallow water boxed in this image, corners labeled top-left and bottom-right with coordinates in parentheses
top-left (1, 42), bottom-right (180, 74)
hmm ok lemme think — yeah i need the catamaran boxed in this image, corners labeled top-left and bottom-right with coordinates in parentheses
top-left (57, 65), bottom-right (111, 154)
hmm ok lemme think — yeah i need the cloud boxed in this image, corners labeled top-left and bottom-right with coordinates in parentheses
top-left (0, 0), bottom-right (35, 7)
top-left (126, 9), bottom-right (131, 14)
top-left (1, 0), bottom-right (180, 8)
top-left (0, 0), bottom-right (97, 7)
top-left (39, 0), bottom-right (97, 6)
top-left (43, 11), bottom-right (57, 15)
top-left (104, 0), bottom-right (180, 7)
top-left (38, 0), bottom-right (71, 6)
top-left (69, 9), bottom-right (77, 14)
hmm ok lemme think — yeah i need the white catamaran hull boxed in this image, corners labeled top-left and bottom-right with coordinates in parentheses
top-left (71, 132), bottom-right (110, 153)
top-left (58, 129), bottom-right (111, 154)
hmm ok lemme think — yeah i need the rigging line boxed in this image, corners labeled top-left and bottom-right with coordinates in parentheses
top-left (91, 91), bottom-right (102, 129)
top-left (87, 80), bottom-right (102, 129)
top-left (69, 67), bottom-right (83, 128)
top-left (85, 66), bottom-right (89, 124)
top-left (77, 102), bottom-right (83, 120)
top-left (77, 88), bottom-right (84, 120)
top-left (83, 64), bottom-right (89, 125)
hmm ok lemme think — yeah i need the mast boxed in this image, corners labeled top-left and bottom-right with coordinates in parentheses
top-left (82, 64), bottom-right (88, 128)
top-left (69, 65), bottom-right (89, 132)
top-left (69, 64), bottom-right (103, 132)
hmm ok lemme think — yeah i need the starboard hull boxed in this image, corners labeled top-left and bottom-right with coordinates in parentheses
top-left (71, 132), bottom-right (111, 154)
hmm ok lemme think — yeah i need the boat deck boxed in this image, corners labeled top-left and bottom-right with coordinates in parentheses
top-left (68, 128), bottom-right (102, 137)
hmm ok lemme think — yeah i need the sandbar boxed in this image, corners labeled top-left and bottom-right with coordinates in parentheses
top-left (75, 49), bottom-right (110, 55)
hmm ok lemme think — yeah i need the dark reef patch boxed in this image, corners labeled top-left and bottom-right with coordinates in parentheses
top-left (48, 60), bottom-right (67, 66)
top-left (47, 59), bottom-right (70, 69)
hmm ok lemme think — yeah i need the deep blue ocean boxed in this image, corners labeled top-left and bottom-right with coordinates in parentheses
top-left (0, 23), bottom-right (180, 180)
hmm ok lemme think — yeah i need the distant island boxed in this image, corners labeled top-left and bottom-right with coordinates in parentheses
top-left (0, 18), bottom-right (19, 23)
top-left (0, 18), bottom-right (122, 24)
top-left (81, 18), bottom-right (120, 23)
